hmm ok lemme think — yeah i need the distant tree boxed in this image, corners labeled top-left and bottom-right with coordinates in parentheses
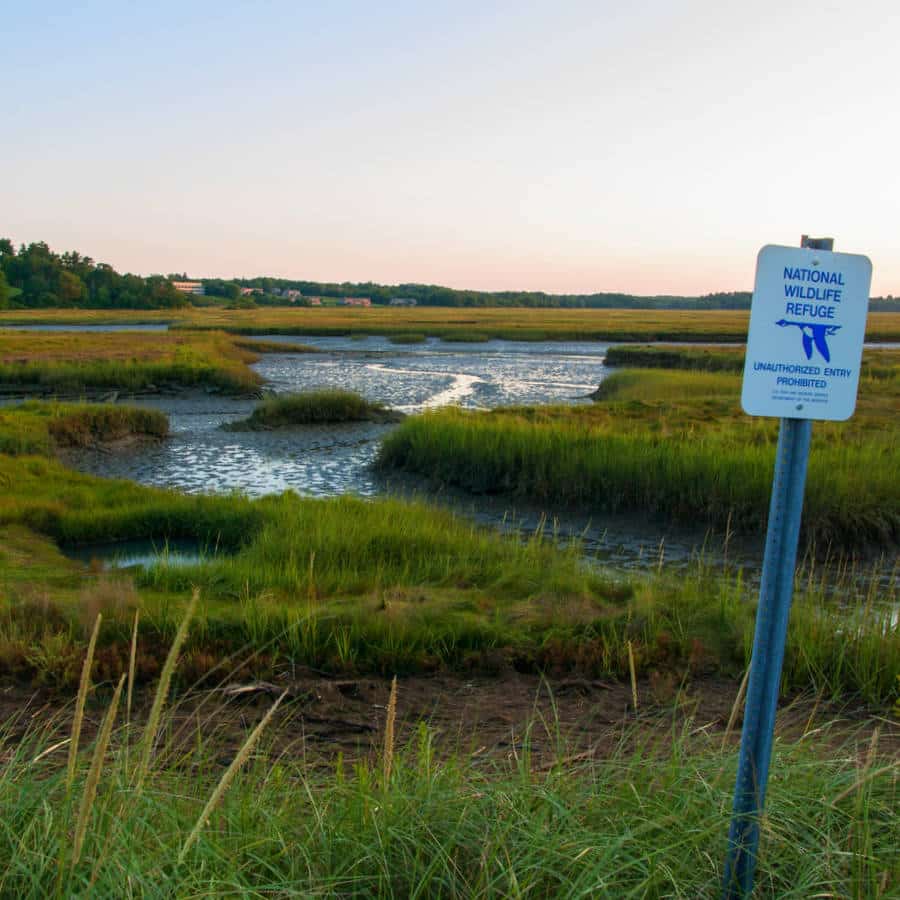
top-left (58, 270), bottom-right (87, 306)
top-left (203, 279), bottom-right (242, 300)
top-left (0, 269), bottom-right (10, 309)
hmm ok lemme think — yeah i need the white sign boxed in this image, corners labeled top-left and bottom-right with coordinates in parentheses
top-left (741, 244), bottom-right (872, 420)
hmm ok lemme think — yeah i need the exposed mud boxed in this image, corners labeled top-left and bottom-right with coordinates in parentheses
top-left (2, 672), bottom-right (895, 773)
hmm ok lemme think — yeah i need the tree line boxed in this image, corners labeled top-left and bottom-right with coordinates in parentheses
top-left (1, 239), bottom-right (897, 311)
top-left (0, 240), bottom-right (189, 309)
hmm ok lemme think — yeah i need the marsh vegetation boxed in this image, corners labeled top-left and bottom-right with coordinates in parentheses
top-left (224, 390), bottom-right (403, 431)
top-left (0, 330), bottom-right (262, 395)
top-left (0, 317), bottom-right (896, 896)
top-left (3, 304), bottom-right (900, 342)
top-left (378, 360), bottom-right (900, 553)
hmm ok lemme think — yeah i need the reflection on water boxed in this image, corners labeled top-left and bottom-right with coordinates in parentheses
top-left (64, 337), bottom-right (775, 581)
top-left (72, 337), bottom-right (612, 497)
top-left (65, 538), bottom-right (209, 570)
top-left (60, 337), bottom-right (896, 599)
top-left (254, 335), bottom-right (609, 409)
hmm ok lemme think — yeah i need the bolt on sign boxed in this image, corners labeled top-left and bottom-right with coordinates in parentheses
top-left (741, 244), bottom-right (872, 420)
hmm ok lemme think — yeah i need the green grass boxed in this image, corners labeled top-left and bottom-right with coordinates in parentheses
top-left (0, 446), bottom-right (896, 702)
top-left (606, 344), bottom-right (900, 375)
top-left (388, 333), bottom-right (427, 344)
top-left (1, 685), bottom-right (897, 897)
top-left (0, 401), bottom-right (168, 456)
top-left (223, 390), bottom-right (402, 430)
top-left (606, 344), bottom-right (748, 372)
top-left (0, 330), bottom-right (262, 394)
top-left (1, 598), bottom-right (893, 898)
top-left (232, 338), bottom-right (320, 354)
top-left (377, 368), bottom-right (900, 552)
top-left (4, 306), bottom-right (900, 342)
top-left (0, 455), bottom-right (265, 549)
top-left (440, 330), bottom-right (491, 343)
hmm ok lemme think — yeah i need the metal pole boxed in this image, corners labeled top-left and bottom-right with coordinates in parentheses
top-left (722, 235), bottom-right (831, 898)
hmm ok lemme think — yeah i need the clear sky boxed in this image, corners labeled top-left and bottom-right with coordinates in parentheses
top-left (3, 0), bottom-right (899, 295)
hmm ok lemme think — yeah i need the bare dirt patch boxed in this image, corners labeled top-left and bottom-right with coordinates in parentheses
top-left (2, 672), bottom-right (894, 772)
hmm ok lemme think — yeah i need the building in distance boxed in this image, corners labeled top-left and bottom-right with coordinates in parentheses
top-left (389, 297), bottom-right (417, 306)
top-left (171, 280), bottom-right (205, 295)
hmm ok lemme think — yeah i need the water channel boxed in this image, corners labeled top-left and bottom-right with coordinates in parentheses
top-left (61, 334), bottom-right (771, 576)
top-left (6, 327), bottom-right (894, 598)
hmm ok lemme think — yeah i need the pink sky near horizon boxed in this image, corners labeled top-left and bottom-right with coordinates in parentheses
top-left (4, 1), bottom-right (899, 297)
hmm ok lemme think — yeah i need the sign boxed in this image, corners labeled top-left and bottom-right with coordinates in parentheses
top-left (741, 244), bottom-right (872, 420)
top-left (724, 237), bottom-right (874, 899)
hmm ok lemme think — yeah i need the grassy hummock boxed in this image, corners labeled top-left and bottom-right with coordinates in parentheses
top-left (232, 338), bottom-right (320, 354)
top-left (224, 389), bottom-right (403, 430)
top-left (377, 366), bottom-right (900, 553)
top-left (440, 330), bottom-right (491, 343)
top-left (0, 401), bottom-right (168, 456)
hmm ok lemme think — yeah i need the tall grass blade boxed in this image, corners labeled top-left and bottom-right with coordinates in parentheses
top-left (72, 673), bottom-right (125, 867)
top-left (383, 675), bottom-right (398, 785)
top-left (178, 689), bottom-right (287, 863)
top-left (135, 589), bottom-right (198, 791)
top-left (67, 613), bottom-right (102, 791)
top-left (627, 640), bottom-right (638, 712)
top-left (722, 666), bottom-right (751, 751)
top-left (126, 608), bottom-right (139, 732)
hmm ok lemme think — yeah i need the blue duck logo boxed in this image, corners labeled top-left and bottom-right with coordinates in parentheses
top-left (775, 320), bottom-right (841, 363)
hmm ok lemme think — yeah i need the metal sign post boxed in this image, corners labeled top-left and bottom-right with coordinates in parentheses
top-left (722, 235), bottom-right (872, 898)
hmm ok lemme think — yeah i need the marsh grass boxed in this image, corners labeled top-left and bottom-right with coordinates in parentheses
top-left (377, 368), bottom-right (900, 551)
top-left (223, 389), bottom-right (402, 430)
top-left (0, 401), bottom-right (167, 457)
top-left (0, 329), bottom-right (262, 393)
top-left (2, 503), bottom-right (896, 703)
top-left (0, 668), bottom-right (896, 897)
top-left (6, 305), bottom-right (899, 342)
top-left (440, 330), bottom-right (491, 343)
top-left (606, 344), bottom-right (747, 371)
top-left (232, 338), bottom-right (320, 354)
top-left (0, 402), bottom-right (896, 701)
top-left (388, 332), bottom-right (427, 344)
top-left (606, 343), bottom-right (900, 376)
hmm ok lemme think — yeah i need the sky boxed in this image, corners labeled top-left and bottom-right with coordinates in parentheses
top-left (3, 0), bottom-right (899, 296)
